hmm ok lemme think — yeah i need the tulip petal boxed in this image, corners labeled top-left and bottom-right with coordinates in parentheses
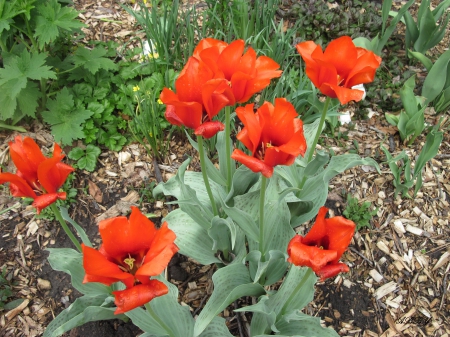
top-left (99, 206), bottom-right (157, 259)
top-left (231, 149), bottom-right (273, 178)
top-left (32, 192), bottom-right (66, 214)
top-left (235, 104), bottom-right (261, 153)
top-left (137, 222), bottom-right (178, 277)
top-left (113, 281), bottom-right (168, 314)
top-left (38, 156), bottom-right (74, 194)
top-left (326, 216), bottom-right (356, 262)
top-left (326, 83), bottom-right (365, 105)
top-left (217, 40), bottom-right (245, 80)
top-left (9, 136), bottom-right (45, 186)
top-left (317, 262), bottom-right (350, 281)
top-left (194, 121), bottom-right (225, 139)
top-left (287, 235), bottom-right (337, 272)
top-left (82, 244), bottom-right (134, 287)
top-left (323, 36), bottom-right (357, 80)
top-left (0, 172), bottom-right (37, 199)
top-left (202, 78), bottom-right (235, 119)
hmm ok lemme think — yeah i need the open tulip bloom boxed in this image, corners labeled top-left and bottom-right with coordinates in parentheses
top-left (82, 207), bottom-right (178, 314)
top-left (0, 136), bottom-right (74, 214)
top-left (231, 98), bottom-right (307, 178)
top-left (296, 36), bottom-right (381, 105)
top-left (288, 206), bottom-right (356, 281)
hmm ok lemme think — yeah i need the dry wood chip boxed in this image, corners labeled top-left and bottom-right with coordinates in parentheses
top-left (405, 224), bottom-right (430, 237)
top-left (374, 281), bottom-right (399, 300)
top-left (5, 299), bottom-right (29, 320)
top-left (432, 251), bottom-right (450, 271)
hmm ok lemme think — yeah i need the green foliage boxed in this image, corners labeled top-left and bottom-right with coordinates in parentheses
top-left (404, 0), bottom-right (450, 55)
top-left (42, 88), bottom-right (93, 145)
top-left (353, 0), bottom-right (414, 56)
top-left (292, 0), bottom-right (382, 46)
top-left (381, 126), bottom-right (443, 197)
top-left (343, 195), bottom-right (377, 231)
top-left (68, 145), bottom-right (101, 172)
top-left (0, 267), bottom-right (13, 310)
top-left (0, 0), bottom-right (86, 125)
top-left (385, 75), bottom-right (426, 145)
top-left (129, 69), bottom-right (176, 159)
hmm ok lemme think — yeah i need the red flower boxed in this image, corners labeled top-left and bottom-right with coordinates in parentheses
top-left (287, 207), bottom-right (355, 281)
top-left (82, 207), bottom-right (179, 314)
top-left (160, 57), bottom-right (234, 139)
top-left (231, 98), bottom-right (306, 178)
top-left (193, 39), bottom-right (283, 103)
top-left (296, 36), bottom-right (381, 105)
top-left (0, 136), bottom-right (74, 214)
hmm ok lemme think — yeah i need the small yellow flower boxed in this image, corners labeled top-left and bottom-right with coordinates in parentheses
top-left (133, 85), bottom-right (140, 92)
top-left (157, 98), bottom-right (163, 104)
top-left (143, 0), bottom-right (147, 3)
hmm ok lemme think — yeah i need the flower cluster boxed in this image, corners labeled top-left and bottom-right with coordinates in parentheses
top-left (82, 207), bottom-right (179, 314)
top-left (0, 136), bottom-right (74, 214)
top-left (160, 38), bottom-right (282, 138)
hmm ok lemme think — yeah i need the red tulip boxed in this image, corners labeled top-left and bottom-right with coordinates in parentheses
top-left (296, 36), bottom-right (381, 105)
top-left (287, 207), bottom-right (356, 281)
top-left (231, 98), bottom-right (307, 178)
top-left (193, 39), bottom-right (283, 103)
top-left (160, 57), bottom-right (234, 139)
top-left (0, 136), bottom-right (74, 214)
top-left (82, 207), bottom-right (179, 314)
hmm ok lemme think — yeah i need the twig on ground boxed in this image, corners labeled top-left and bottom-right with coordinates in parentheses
top-left (234, 301), bottom-right (246, 337)
top-left (349, 246), bottom-right (374, 266)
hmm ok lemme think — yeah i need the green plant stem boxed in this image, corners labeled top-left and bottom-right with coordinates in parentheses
top-left (258, 175), bottom-right (267, 256)
top-left (0, 39), bottom-right (7, 53)
top-left (0, 123), bottom-right (27, 132)
top-left (225, 106), bottom-right (233, 192)
top-left (280, 267), bottom-right (314, 315)
top-left (197, 135), bottom-right (218, 216)
top-left (298, 97), bottom-right (331, 190)
top-left (23, 16), bottom-right (38, 51)
top-left (145, 303), bottom-right (176, 337)
top-left (50, 203), bottom-right (82, 252)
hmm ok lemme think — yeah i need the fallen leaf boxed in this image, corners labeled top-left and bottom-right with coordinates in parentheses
top-left (88, 180), bottom-right (103, 203)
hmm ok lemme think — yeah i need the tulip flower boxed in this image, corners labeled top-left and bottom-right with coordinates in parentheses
top-left (160, 57), bottom-right (234, 139)
top-left (231, 98), bottom-right (307, 178)
top-left (82, 207), bottom-right (179, 314)
top-left (193, 38), bottom-right (283, 103)
top-left (296, 36), bottom-right (381, 105)
top-left (0, 136), bottom-right (74, 214)
top-left (287, 207), bottom-right (355, 281)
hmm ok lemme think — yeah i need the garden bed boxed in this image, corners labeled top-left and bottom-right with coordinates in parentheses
top-left (0, 0), bottom-right (449, 337)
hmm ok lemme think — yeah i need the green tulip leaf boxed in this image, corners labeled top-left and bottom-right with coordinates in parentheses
top-left (197, 317), bottom-right (234, 337)
top-left (43, 295), bottom-right (118, 337)
top-left (193, 263), bottom-right (265, 336)
top-left (164, 209), bottom-right (220, 265)
top-left (47, 248), bottom-right (110, 295)
top-left (128, 275), bottom-right (194, 337)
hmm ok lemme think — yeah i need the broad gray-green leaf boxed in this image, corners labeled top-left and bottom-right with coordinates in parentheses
top-left (221, 197), bottom-right (259, 242)
top-left (43, 295), bottom-right (117, 337)
top-left (194, 263), bottom-right (265, 336)
top-left (245, 250), bottom-right (288, 286)
top-left (248, 267), bottom-right (316, 336)
top-left (208, 216), bottom-right (236, 253)
top-left (164, 209), bottom-right (220, 265)
top-left (127, 275), bottom-right (194, 337)
top-left (287, 154), bottom-right (379, 226)
top-left (226, 164), bottom-right (259, 203)
top-left (47, 248), bottom-right (110, 295)
top-left (197, 317), bottom-right (234, 337)
top-left (274, 312), bottom-right (339, 337)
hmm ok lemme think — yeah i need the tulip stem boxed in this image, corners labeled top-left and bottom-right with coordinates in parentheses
top-left (197, 136), bottom-right (219, 216)
top-left (225, 106), bottom-right (233, 193)
top-left (50, 203), bottom-right (82, 252)
top-left (280, 267), bottom-right (314, 316)
top-left (298, 97), bottom-right (331, 190)
top-left (258, 176), bottom-right (267, 256)
top-left (145, 303), bottom-right (176, 337)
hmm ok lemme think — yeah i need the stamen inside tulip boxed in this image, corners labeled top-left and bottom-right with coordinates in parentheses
top-left (123, 256), bottom-right (136, 270)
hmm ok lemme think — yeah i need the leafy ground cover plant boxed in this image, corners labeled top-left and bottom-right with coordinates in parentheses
top-left (343, 195), bottom-right (378, 231)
